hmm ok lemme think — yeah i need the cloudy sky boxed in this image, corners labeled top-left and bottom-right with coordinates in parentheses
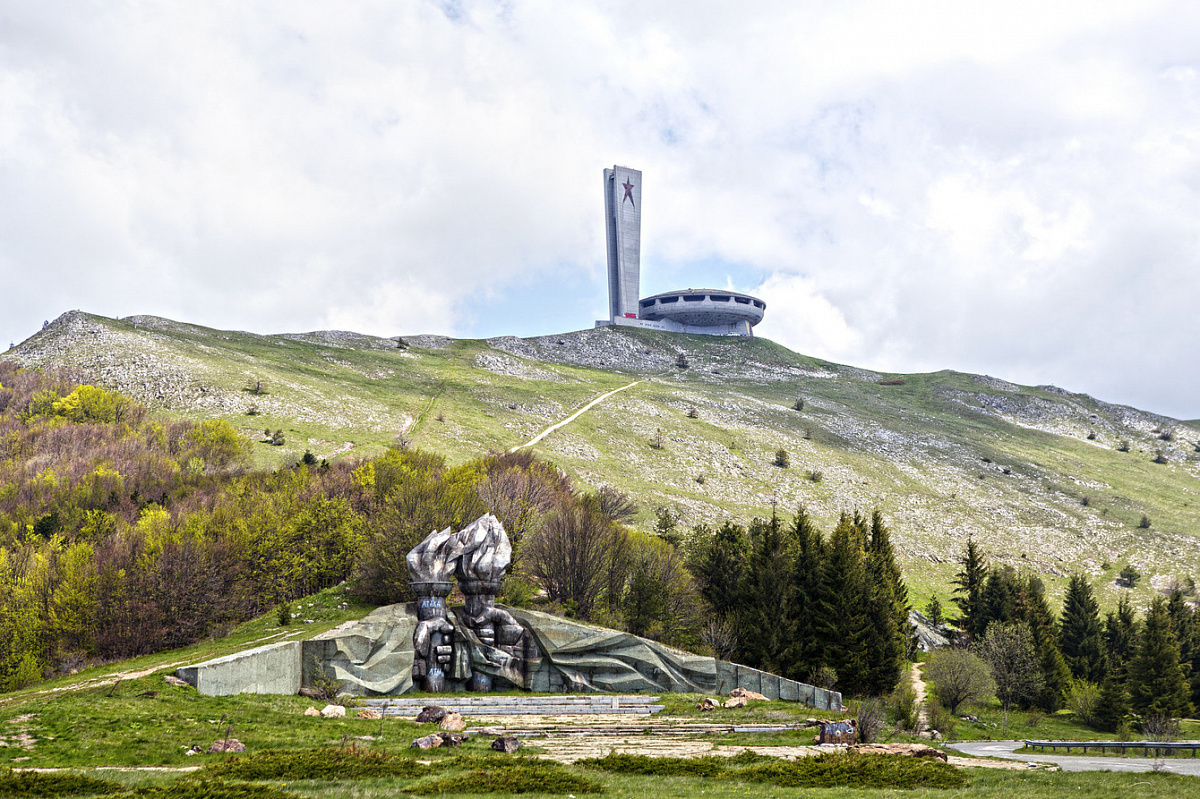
top-left (2, 1), bottom-right (1199, 419)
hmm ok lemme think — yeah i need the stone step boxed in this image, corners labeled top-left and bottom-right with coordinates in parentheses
top-left (365, 694), bottom-right (660, 708)
top-left (380, 704), bottom-right (665, 716)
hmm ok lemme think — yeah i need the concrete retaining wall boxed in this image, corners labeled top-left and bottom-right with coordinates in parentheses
top-left (176, 641), bottom-right (301, 697)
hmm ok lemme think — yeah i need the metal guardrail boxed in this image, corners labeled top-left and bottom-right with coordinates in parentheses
top-left (1024, 739), bottom-right (1200, 757)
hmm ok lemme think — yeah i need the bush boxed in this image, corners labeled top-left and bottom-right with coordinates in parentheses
top-left (202, 747), bottom-right (428, 780)
top-left (855, 697), bottom-right (887, 743)
top-left (735, 753), bottom-right (965, 789)
top-left (811, 665), bottom-right (838, 690)
top-left (0, 767), bottom-right (124, 797)
top-left (1120, 565), bottom-right (1141, 587)
top-left (1117, 440), bottom-right (1131, 452)
top-left (926, 699), bottom-right (957, 738)
top-left (686, 406), bottom-right (699, 419)
top-left (130, 779), bottom-right (294, 799)
top-left (1153, 450), bottom-right (1169, 464)
top-left (1138, 514), bottom-right (1152, 528)
top-left (409, 761), bottom-right (601, 795)
top-left (890, 677), bottom-right (920, 732)
top-left (675, 353), bottom-right (689, 369)
top-left (578, 753), bottom-right (727, 777)
top-left (773, 448), bottom-right (789, 468)
top-left (1065, 678), bottom-right (1101, 728)
top-left (793, 398), bottom-right (805, 411)
top-left (276, 602), bottom-right (292, 627)
top-left (924, 648), bottom-right (994, 715)
top-left (806, 469), bottom-right (823, 483)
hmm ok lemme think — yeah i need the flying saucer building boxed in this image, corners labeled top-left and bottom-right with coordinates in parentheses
top-left (597, 166), bottom-right (765, 337)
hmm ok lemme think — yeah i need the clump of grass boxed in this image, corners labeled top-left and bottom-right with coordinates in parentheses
top-left (733, 753), bottom-right (965, 789)
top-left (202, 747), bottom-right (428, 780)
top-left (0, 767), bottom-right (123, 797)
top-left (578, 752), bottom-right (727, 777)
top-left (130, 780), bottom-right (296, 799)
top-left (409, 760), bottom-right (601, 795)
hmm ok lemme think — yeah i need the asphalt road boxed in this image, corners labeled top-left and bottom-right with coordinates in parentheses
top-left (949, 740), bottom-right (1200, 775)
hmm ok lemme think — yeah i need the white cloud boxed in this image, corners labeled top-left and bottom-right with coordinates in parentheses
top-left (2, 1), bottom-right (1200, 416)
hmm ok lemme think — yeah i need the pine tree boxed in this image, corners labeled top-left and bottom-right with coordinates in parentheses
top-left (1104, 594), bottom-right (1139, 678)
top-left (1127, 598), bottom-right (1192, 719)
top-left (951, 538), bottom-right (988, 640)
top-left (1165, 588), bottom-right (1200, 709)
top-left (1059, 574), bottom-right (1106, 683)
top-left (1093, 672), bottom-right (1131, 733)
top-left (735, 515), bottom-right (795, 673)
top-left (981, 565), bottom-right (1022, 629)
top-left (1020, 575), bottom-right (1070, 711)
top-left (820, 513), bottom-right (871, 696)
top-left (783, 506), bottom-right (827, 681)
top-left (692, 521), bottom-right (747, 620)
top-left (862, 511), bottom-right (911, 694)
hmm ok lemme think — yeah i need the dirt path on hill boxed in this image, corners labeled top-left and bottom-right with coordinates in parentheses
top-left (509, 381), bottom-right (642, 453)
top-left (911, 662), bottom-right (930, 730)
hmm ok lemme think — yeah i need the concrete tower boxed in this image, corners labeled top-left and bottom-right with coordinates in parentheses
top-left (604, 166), bottom-right (642, 321)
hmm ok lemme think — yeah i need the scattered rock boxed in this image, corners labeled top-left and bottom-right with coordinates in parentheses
top-left (729, 687), bottom-right (767, 701)
top-left (304, 707), bottom-right (321, 717)
top-left (411, 733), bottom-right (444, 750)
top-left (697, 697), bottom-right (719, 711)
top-left (416, 705), bottom-right (447, 724)
top-left (411, 731), bottom-right (469, 750)
top-left (852, 743), bottom-right (947, 761)
top-left (960, 714), bottom-right (979, 722)
top-left (207, 739), bottom-right (246, 754)
top-left (723, 696), bottom-right (748, 709)
top-left (184, 746), bottom-right (203, 756)
top-left (164, 675), bottom-right (191, 688)
top-left (439, 712), bottom-right (465, 731)
top-left (357, 708), bottom-right (382, 720)
top-left (491, 735), bottom-right (522, 753)
top-left (918, 730), bottom-right (943, 740)
top-left (320, 704), bottom-right (346, 719)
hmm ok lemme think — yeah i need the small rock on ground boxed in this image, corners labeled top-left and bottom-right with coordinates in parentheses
top-left (357, 708), bottom-right (382, 720)
top-left (164, 675), bottom-right (191, 688)
top-left (439, 712), bottom-right (465, 731)
top-left (304, 707), bottom-right (321, 717)
top-left (320, 704), bottom-right (346, 719)
top-left (723, 696), bottom-right (748, 709)
top-left (729, 687), bottom-right (767, 701)
top-left (207, 739), bottom-right (246, 754)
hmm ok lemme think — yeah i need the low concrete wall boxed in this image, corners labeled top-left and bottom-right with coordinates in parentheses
top-left (176, 641), bottom-right (301, 697)
top-left (715, 661), bottom-right (842, 710)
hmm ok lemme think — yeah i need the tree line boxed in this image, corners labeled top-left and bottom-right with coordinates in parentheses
top-left (934, 538), bottom-right (1198, 731)
top-left (687, 508), bottom-right (914, 697)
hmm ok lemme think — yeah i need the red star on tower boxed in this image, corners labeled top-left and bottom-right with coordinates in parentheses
top-left (621, 179), bottom-right (635, 207)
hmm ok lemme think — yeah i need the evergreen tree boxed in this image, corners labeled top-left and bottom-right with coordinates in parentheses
top-left (1104, 594), bottom-right (1139, 678)
top-left (692, 521), bottom-right (747, 620)
top-left (951, 538), bottom-right (988, 640)
top-left (862, 511), bottom-right (908, 694)
top-left (1019, 575), bottom-right (1070, 711)
top-left (981, 565), bottom-right (1022, 629)
top-left (1127, 598), bottom-right (1192, 719)
top-left (1059, 573), bottom-right (1106, 683)
top-left (735, 515), bottom-right (795, 673)
top-left (820, 512), bottom-right (871, 696)
top-left (1093, 672), bottom-right (1131, 733)
top-left (783, 506), bottom-right (827, 681)
top-left (1165, 588), bottom-right (1200, 708)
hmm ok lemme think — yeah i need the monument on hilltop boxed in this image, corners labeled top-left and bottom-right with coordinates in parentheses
top-left (598, 165), bottom-right (766, 337)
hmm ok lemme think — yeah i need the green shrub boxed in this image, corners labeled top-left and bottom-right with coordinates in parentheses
top-left (409, 761), bottom-right (601, 795)
top-left (578, 752), bottom-right (727, 777)
top-left (130, 780), bottom-right (295, 799)
top-left (926, 699), bottom-right (957, 738)
top-left (773, 448), bottom-right (789, 468)
top-left (202, 747), bottom-right (427, 780)
top-left (734, 753), bottom-right (965, 789)
top-left (0, 768), bottom-right (123, 797)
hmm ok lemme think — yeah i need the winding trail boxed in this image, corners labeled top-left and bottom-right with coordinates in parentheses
top-left (508, 381), bottom-right (642, 453)
top-left (911, 662), bottom-right (930, 731)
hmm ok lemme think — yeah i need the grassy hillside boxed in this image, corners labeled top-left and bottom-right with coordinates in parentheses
top-left (6, 310), bottom-right (1200, 607)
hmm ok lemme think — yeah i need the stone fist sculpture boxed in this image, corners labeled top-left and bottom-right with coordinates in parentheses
top-left (406, 526), bottom-right (464, 693)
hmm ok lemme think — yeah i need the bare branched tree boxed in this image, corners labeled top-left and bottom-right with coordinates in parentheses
top-left (525, 503), bottom-right (619, 620)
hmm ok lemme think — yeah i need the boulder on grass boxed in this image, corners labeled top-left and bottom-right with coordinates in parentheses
top-left (357, 708), bottom-right (382, 720)
top-left (411, 733), bottom-right (444, 750)
top-left (164, 675), bottom-right (191, 688)
top-left (723, 696), bottom-right (748, 709)
top-left (416, 705), bottom-right (447, 724)
top-left (439, 712), bottom-right (465, 731)
top-left (320, 704), bottom-right (346, 719)
top-left (491, 735), bottom-right (521, 753)
top-left (729, 687), bottom-right (767, 701)
top-left (697, 697), bottom-right (719, 711)
top-left (304, 707), bottom-right (321, 717)
top-left (207, 739), bottom-right (245, 754)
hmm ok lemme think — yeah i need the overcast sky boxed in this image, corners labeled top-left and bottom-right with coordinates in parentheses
top-left (2, 1), bottom-right (1199, 419)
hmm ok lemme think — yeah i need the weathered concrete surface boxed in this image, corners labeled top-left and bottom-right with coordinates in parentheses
top-left (175, 641), bottom-right (300, 696)
top-left (302, 604), bottom-right (416, 696)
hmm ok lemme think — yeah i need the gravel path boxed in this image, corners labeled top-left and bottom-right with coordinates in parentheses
top-left (509, 381), bottom-right (642, 453)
